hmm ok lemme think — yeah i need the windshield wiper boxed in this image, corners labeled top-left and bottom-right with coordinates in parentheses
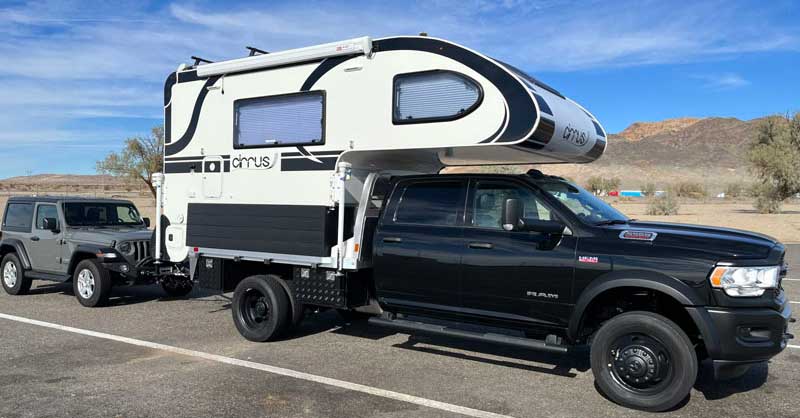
top-left (594, 219), bottom-right (630, 226)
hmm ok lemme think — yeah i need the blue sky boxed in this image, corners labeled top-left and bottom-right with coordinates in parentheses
top-left (0, 0), bottom-right (798, 179)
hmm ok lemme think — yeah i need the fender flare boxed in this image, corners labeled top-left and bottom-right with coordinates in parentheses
top-left (270, 275), bottom-right (305, 327)
top-left (567, 270), bottom-right (706, 341)
top-left (0, 238), bottom-right (32, 270)
top-left (67, 245), bottom-right (114, 275)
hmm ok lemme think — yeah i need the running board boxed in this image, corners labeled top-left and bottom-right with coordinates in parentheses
top-left (368, 316), bottom-right (569, 354)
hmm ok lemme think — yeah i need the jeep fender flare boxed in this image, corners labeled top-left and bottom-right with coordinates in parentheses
top-left (0, 238), bottom-right (32, 270)
top-left (567, 270), bottom-right (706, 342)
top-left (67, 244), bottom-right (114, 275)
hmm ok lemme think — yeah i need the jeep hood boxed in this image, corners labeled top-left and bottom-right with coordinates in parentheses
top-left (611, 221), bottom-right (779, 260)
top-left (67, 228), bottom-right (153, 246)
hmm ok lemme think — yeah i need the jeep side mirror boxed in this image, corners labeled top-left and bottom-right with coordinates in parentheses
top-left (142, 217), bottom-right (151, 228)
top-left (42, 217), bottom-right (58, 232)
top-left (502, 199), bottom-right (523, 231)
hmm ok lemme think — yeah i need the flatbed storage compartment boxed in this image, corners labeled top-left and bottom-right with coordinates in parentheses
top-left (186, 203), bottom-right (353, 257)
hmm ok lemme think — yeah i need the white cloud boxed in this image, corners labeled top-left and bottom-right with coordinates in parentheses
top-left (694, 73), bottom-right (751, 90)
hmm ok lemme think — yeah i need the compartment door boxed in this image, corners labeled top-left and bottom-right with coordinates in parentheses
top-left (202, 156), bottom-right (223, 198)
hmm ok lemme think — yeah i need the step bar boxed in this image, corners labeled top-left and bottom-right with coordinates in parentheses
top-left (368, 316), bottom-right (569, 354)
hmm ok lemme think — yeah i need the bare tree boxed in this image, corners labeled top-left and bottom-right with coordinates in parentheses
top-left (97, 126), bottom-right (164, 198)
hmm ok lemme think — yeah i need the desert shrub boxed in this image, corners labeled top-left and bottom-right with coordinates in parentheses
top-left (747, 113), bottom-right (800, 213)
top-left (724, 183), bottom-right (745, 199)
top-left (586, 176), bottom-right (621, 195)
top-left (641, 183), bottom-right (657, 197)
top-left (674, 181), bottom-right (707, 199)
top-left (646, 193), bottom-right (680, 215)
top-left (752, 182), bottom-right (784, 213)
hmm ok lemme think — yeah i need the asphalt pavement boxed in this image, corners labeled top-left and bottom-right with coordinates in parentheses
top-left (1, 246), bottom-right (800, 418)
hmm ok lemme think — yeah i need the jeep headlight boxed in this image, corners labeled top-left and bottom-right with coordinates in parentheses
top-left (117, 242), bottom-right (134, 256)
top-left (709, 265), bottom-right (780, 297)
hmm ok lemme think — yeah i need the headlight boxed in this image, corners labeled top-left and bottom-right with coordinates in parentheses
top-left (709, 265), bottom-right (780, 297)
top-left (117, 242), bottom-right (134, 255)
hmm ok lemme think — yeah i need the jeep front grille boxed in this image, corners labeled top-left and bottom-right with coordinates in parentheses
top-left (132, 240), bottom-right (152, 263)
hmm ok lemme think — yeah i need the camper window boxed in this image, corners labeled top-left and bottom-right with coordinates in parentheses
top-left (393, 70), bottom-right (482, 124)
top-left (234, 91), bottom-right (325, 149)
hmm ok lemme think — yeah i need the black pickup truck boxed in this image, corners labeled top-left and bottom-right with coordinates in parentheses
top-left (197, 171), bottom-right (792, 412)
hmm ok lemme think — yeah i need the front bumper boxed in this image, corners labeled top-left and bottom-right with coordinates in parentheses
top-left (687, 299), bottom-right (793, 378)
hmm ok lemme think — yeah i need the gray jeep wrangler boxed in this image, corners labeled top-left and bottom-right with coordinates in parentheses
top-left (0, 196), bottom-right (192, 307)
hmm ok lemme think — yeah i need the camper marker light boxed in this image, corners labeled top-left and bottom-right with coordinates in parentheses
top-left (196, 37), bottom-right (372, 77)
top-left (709, 266), bottom-right (780, 297)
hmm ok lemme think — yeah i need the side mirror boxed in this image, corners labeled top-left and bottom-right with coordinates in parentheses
top-left (502, 199), bottom-right (523, 231)
top-left (522, 219), bottom-right (566, 235)
top-left (142, 217), bottom-right (151, 228)
top-left (42, 217), bottom-right (59, 232)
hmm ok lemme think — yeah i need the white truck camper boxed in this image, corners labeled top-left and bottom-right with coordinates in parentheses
top-left (156, 35), bottom-right (607, 276)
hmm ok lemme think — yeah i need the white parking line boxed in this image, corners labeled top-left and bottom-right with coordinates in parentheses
top-left (790, 345), bottom-right (800, 349)
top-left (790, 301), bottom-right (800, 304)
top-left (784, 279), bottom-right (800, 282)
top-left (0, 313), bottom-right (513, 418)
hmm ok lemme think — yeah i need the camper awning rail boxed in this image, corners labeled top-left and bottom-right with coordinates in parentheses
top-left (195, 36), bottom-right (372, 77)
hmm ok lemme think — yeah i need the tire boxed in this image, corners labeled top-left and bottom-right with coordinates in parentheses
top-left (72, 259), bottom-right (112, 308)
top-left (161, 279), bottom-right (193, 298)
top-left (232, 275), bottom-right (290, 342)
top-left (337, 309), bottom-right (371, 322)
top-left (590, 311), bottom-right (697, 412)
top-left (1, 253), bottom-right (32, 295)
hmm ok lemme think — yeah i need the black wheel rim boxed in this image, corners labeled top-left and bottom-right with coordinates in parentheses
top-left (607, 333), bottom-right (673, 395)
top-left (240, 288), bottom-right (270, 330)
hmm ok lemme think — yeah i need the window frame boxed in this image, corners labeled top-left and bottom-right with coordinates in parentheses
top-left (232, 90), bottom-right (326, 150)
top-left (465, 178), bottom-right (559, 232)
top-left (34, 203), bottom-right (59, 231)
top-left (392, 69), bottom-right (484, 125)
top-left (2, 202), bottom-right (34, 233)
top-left (388, 179), bottom-right (467, 228)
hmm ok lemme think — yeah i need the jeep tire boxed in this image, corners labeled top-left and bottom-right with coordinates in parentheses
top-left (2, 253), bottom-right (32, 295)
top-left (232, 275), bottom-right (290, 342)
top-left (590, 311), bottom-right (697, 412)
top-left (73, 259), bottom-right (112, 308)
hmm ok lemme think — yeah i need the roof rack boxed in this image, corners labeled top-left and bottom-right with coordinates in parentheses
top-left (196, 36), bottom-right (372, 77)
top-left (191, 56), bottom-right (214, 66)
top-left (246, 46), bottom-right (269, 56)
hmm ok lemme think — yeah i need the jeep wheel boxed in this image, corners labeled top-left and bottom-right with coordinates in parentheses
top-left (161, 279), bottom-right (193, 298)
top-left (73, 259), bottom-right (112, 308)
top-left (232, 275), bottom-right (290, 342)
top-left (2, 253), bottom-right (32, 295)
top-left (591, 311), bottom-right (697, 412)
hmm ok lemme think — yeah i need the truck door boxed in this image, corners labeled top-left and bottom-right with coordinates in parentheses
top-left (460, 179), bottom-right (576, 327)
top-left (373, 179), bottom-right (467, 314)
top-left (202, 156), bottom-right (223, 198)
top-left (27, 203), bottom-right (66, 274)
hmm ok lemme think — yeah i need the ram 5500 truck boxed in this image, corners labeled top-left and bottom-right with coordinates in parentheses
top-left (191, 171), bottom-right (792, 412)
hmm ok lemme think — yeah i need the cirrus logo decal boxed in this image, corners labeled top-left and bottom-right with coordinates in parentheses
top-left (232, 154), bottom-right (275, 170)
top-left (562, 124), bottom-right (590, 147)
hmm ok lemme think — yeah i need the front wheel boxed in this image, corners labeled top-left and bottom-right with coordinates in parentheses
top-left (73, 259), bottom-right (112, 307)
top-left (2, 253), bottom-right (31, 295)
top-left (590, 311), bottom-right (697, 412)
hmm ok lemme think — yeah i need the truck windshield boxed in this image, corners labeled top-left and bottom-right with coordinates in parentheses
top-left (536, 179), bottom-right (629, 225)
top-left (63, 202), bottom-right (144, 227)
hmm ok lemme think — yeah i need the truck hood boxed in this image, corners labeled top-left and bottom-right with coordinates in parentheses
top-left (611, 221), bottom-right (779, 260)
top-left (67, 228), bottom-right (153, 246)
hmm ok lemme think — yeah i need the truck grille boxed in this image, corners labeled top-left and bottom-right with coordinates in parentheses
top-left (131, 240), bottom-right (152, 263)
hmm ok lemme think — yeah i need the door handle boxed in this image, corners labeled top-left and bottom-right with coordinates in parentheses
top-left (468, 242), bottom-right (493, 249)
top-left (30, 236), bottom-right (40, 241)
top-left (383, 237), bottom-right (403, 243)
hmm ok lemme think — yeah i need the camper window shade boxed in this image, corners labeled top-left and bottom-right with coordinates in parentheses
top-left (393, 70), bottom-right (482, 124)
top-left (234, 91), bottom-right (324, 148)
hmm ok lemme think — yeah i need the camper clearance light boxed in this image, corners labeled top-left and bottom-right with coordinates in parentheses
top-left (196, 37), bottom-right (373, 77)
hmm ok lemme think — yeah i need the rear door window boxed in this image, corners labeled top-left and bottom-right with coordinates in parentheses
top-left (2, 203), bottom-right (34, 232)
top-left (394, 181), bottom-right (465, 226)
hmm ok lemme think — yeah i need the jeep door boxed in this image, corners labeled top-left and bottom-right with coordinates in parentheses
top-left (373, 179), bottom-right (467, 315)
top-left (460, 179), bottom-right (576, 327)
top-left (27, 203), bottom-right (66, 273)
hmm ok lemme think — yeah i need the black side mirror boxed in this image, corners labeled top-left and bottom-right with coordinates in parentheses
top-left (522, 219), bottom-right (566, 235)
top-left (42, 217), bottom-right (59, 232)
top-left (142, 217), bottom-right (151, 228)
top-left (502, 199), bottom-right (523, 231)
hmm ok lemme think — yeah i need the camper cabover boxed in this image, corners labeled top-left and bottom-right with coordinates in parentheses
top-left (156, 36), bottom-right (791, 412)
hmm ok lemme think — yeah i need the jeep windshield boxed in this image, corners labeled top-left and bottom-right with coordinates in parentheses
top-left (535, 179), bottom-right (629, 225)
top-left (63, 202), bottom-right (144, 227)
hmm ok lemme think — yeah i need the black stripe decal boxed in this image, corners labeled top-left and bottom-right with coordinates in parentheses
top-left (282, 150), bottom-right (344, 158)
top-left (177, 69), bottom-right (202, 84)
top-left (479, 107), bottom-right (507, 144)
top-left (530, 118), bottom-right (555, 144)
top-left (163, 72), bottom-right (177, 144)
top-left (586, 138), bottom-right (606, 160)
top-left (533, 94), bottom-right (552, 116)
top-left (164, 161), bottom-right (200, 174)
top-left (281, 156), bottom-right (337, 171)
top-left (300, 55), bottom-right (358, 91)
top-left (373, 37), bottom-right (537, 143)
top-left (592, 121), bottom-right (606, 138)
top-left (164, 76), bottom-right (222, 156)
top-left (165, 155), bottom-right (230, 162)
